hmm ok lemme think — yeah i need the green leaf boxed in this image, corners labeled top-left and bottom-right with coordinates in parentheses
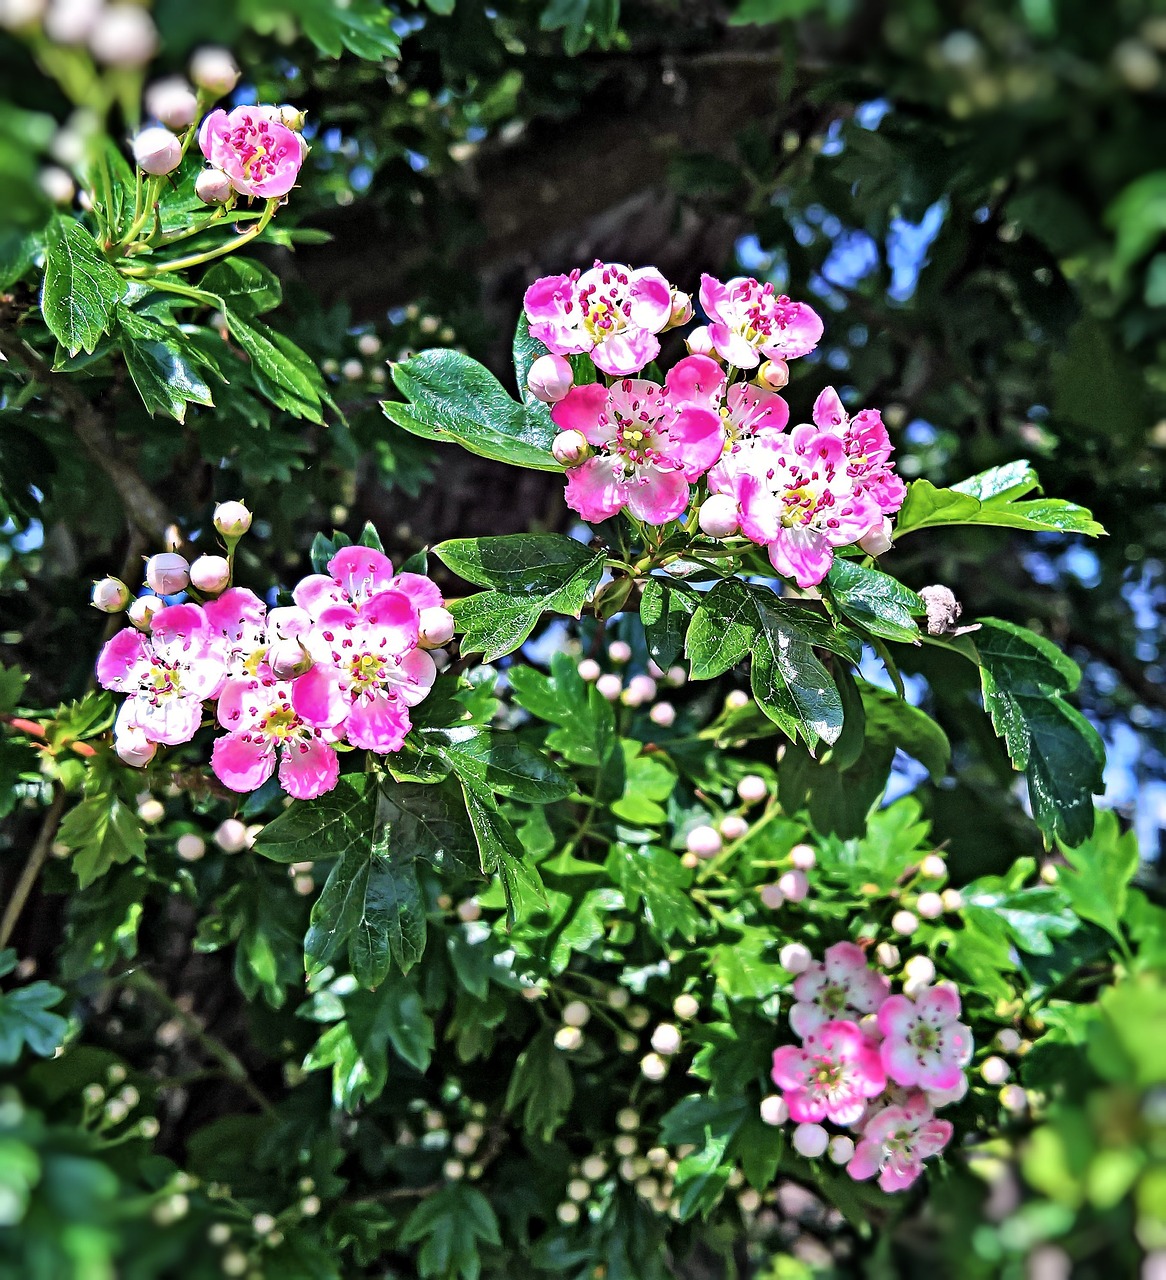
top-left (0, 953), bottom-right (68, 1064)
top-left (974, 619), bottom-right (1105, 846)
top-left (435, 535), bottom-right (606, 661)
top-left (58, 795), bottom-right (145, 889)
top-left (424, 725), bottom-right (572, 803)
top-left (825, 559), bottom-right (922, 644)
top-left (116, 306), bottom-right (214, 422)
top-left (512, 310), bottom-right (548, 411)
top-left (225, 309), bottom-right (326, 423)
top-left (41, 217), bottom-right (121, 356)
top-left (607, 843), bottom-right (699, 943)
top-left (347, 974), bottom-right (435, 1074)
top-left (401, 1183), bottom-right (501, 1280)
top-left (201, 257), bottom-right (282, 318)
top-left (459, 778), bottom-right (545, 928)
top-left (731, 0), bottom-right (826, 23)
top-left (504, 1026), bottom-right (574, 1141)
top-left (639, 577), bottom-right (699, 668)
top-left (296, 0), bottom-right (403, 59)
top-left (384, 350), bottom-right (560, 471)
top-left (1058, 808), bottom-right (1140, 942)
top-left (963, 861), bottom-right (1080, 957)
top-left (0, 664), bottom-right (28, 715)
top-left (507, 652), bottom-right (617, 769)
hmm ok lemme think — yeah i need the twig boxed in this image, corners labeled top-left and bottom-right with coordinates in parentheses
top-left (0, 784), bottom-right (68, 950)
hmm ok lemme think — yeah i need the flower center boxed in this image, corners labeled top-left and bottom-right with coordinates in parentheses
top-left (260, 704), bottom-right (301, 742)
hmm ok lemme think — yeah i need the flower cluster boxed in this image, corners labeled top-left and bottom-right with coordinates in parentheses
top-left (92, 505), bottom-right (453, 800)
top-left (766, 941), bottom-right (973, 1192)
top-left (524, 262), bottom-right (905, 587)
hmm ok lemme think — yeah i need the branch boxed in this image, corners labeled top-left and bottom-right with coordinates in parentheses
top-left (0, 325), bottom-right (172, 542)
top-left (0, 783), bottom-right (67, 950)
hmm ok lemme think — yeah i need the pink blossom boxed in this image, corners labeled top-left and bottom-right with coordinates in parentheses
top-left (292, 591), bottom-right (435, 753)
top-left (811, 387), bottom-right (906, 521)
top-left (213, 672), bottom-right (339, 800)
top-left (550, 377), bottom-right (724, 525)
top-left (698, 274), bottom-right (823, 369)
top-left (771, 1020), bottom-right (887, 1126)
top-left (523, 262), bottom-right (673, 377)
top-left (847, 1093), bottom-right (953, 1192)
top-left (877, 984), bottom-right (974, 1091)
top-left (715, 426), bottom-right (881, 588)
top-left (96, 604), bottom-right (226, 745)
top-left (203, 587), bottom-right (268, 676)
top-left (790, 941), bottom-right (891, 1039)
top-left (198, 106), bottom-right (304, 199)
top-left (666, 354), bottom-right (789, 443)
top-left (293, 546), bottom-right (443, 620)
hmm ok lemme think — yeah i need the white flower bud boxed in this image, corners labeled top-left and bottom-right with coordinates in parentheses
top-left (556, 1201), bottom-right (580, 1226)
top-left (622, 674), bottom-right (657, 707)
top-left (44, 0), bottom-right (102, 44)
top-left (554, 1026), bottom-right (583, 1052)
top-left (777, 869), bottom-right (808, 903)
top-left (724, 689), bottom-right (750, 712)
top-left (640, 1052), bottom-right (668, 1081)
top-left (213, 501), bottom-right (251, 538)
top-left (39, 165), bottom-right (75, 204)
top-left (920, 853), bottom-right (946, 879)
top-left (650, 1023), bottom-right (682, 1056)
top-left (941, 888), bottom-right (964, 912)
top-left (0, 0), bottom-right (48, 32)
top-left (341, 358), bottom-right (363, 381)
top-left (999, 1084), bottom-right (1027, 1113)
top-left (685, 824), bottom-right (721, 858)
top-left (213, 818), bottom-right (250, 853)
top-left (718, 814), bottom-right (748, 840)
top-left (91, 576), bottom-right (130, 612)
top-left (996, 1028), bottom-right (1021, 1053)
top-left (115, 727), bottom-right (156, 768)
top-left (892, 909), bottom-right (919, 937)
top-left (780, 943), bottom-right (812, 974)
top-left (132, 127), bottom-right (182, 176)
top-left (607, 640), bottom-right (632, 665)
top-left (527, 353), bottom-right (574, 404)
top-left (417, 606), bottom-right (455, 649)
top-left (267, 639), bottom-right (313, 681)
top-left (89, 6), bottom-right (158, 67)
top-left (916, 891), bottom-right (944, 920)
top-left (595, 674), bottom-right (622, 701)
top-left (736, 774), bottom-right (768, 804)
top-left (189, 554), bottom-right (230, 596)
top-left (176, 833), bottom-right (205, 862)
top-left (757, 358), bottom-right (789, 390)
top-left (685, 325), bottom-right (718, 358)
top-left (875, 941), bottom-right (900, 968)
top-left (145, 77), bottom-right (198, 130)
top-left (356, 333), bottom-right (381, 357)
top-left (791, 1122), bottom-right (829, 1158)
top-left (195, 167), bottom-right (233, 206)
top-left (698, 493), bottom-right (739, 540)
top-left (137, 798), bottom-right (165, 825)
top-left (664, 665), bottom-right (687, 687)
top-left (576, 658), bottom-right (601, 682)
top-left (616, 1108), bottom-right (639, 1131)
top-left (759, 883), bottom-right (785, 910)
top-left (668, 290), bottom-right (693, 327)
top-left (189, 46), bottom-right (240, 97)
top-left (648, 701), bottom-right (676, 728)
top-left (606, 987), bottom-right (630, 1010)
top-left (980, 1056), bottom-right (1011, 1085)
top-left (759, 1094), bottom-right (788, 1126)
top-left (790, 843), bottom-right (816, 870)
top-left (566, 1177), bottom-right (590, 1203)
top-left (456, 898), bottom-right (481, 923)
top-left (561, 1000), bottom-right (591, 1029)
top-left (828, 1135), bottom-right (855, 1165)
top-left (672, 993), bottom-right (698, 1021)
top-left (145, 552), bottom-right (189, 596)
top-left (858, 517), bottom-right (894, 557)
top-left (138, 1116), bottom-right (160, 1138)
top-left (551, 429), bottom-right (588, 467)
top-left (581, 1155), bottom-right (607, 1180)
top-left (903, 954), bottom-right (936, 986)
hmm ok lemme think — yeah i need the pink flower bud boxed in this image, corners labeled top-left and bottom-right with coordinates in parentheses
top-left (758, 883), bottom-right (785, 909)
top-left (145, 552), bottom-right (189, 596)
top-left (267, 639), bottom-right (313, 680)
top-left (980, 1056), bottom-right (1011, 1085)
top-left (417, 606), bottom-right (455, 649)
top-left (189, 554), bottom-right (230, 595)
top-left (789, 843), bottom-right (816, 870)
top-left (685, 325), bottom-right (719, 359)
top-left (0, 0), bottom-right (48, 33)
top-left (685, 824), bottom-right (722, 858)
top-left (115, 726), bottom-right (156, 768)
top-left (145, 77), bottom-right (199, 130)
top-left (892, 909), bottom-right (919, 936)
top-left (828, 1135), bottom-right (855, 1165)
top-left (791, 1122), bottom-right (829, 1159)
top-left (622, 674), bottom-right (657, 707)
top-left (127, 595), bottom-right (165, 630)
top-left (779, 943), bottom-right (812, 974)
top-left (527, 354), bottom-right (574, 404)
top-left (91, 576), bottom-right (130, 612)
top-left (916, 891), bottom-right (944, 920)
top-left (920, 854), bottom-right (946, 879)
top-left (212, 500), bottom-right (251, 538)
top-left (213, 818), bottom-right (250, 853)
top-left (607, 640), bottom-right (632, 665)
top-left (89, 5), bottom-right (158, 67)
top-left (666, 290), bottom-right (693, 329)
top-left (552, 429), bottom-right (589, 467)
top-left (195, 167), bottom-right (233, 205)
top-left (650, 1023), bottom-right (682, 1056)
top-left (595, 674), bottom-right (622, 701)
top-left (577, 658), bottom-right (601, 682)
top-left (718, 814), bottom-right (747, 840)
top-left (858, 517), bottom-right (894, 557)
top-left (777, 869), bottom-right (808, 902)
top-left (759, 1095), bottom-right (788, 1126)
top-left (736, 774), bottom-right (768, 804)
top-left (757, 358), bottom-right (789, 390)
top-left (44, 0), bottom-right (102, 44)
top-left (698, 494), bottom-right (739, 539)
top-left (132, 127), bottom-right (182, 176)
top-left (189, 46), bottom-right (240, 96)
top-left (649, 701), bottom-right (676, 728)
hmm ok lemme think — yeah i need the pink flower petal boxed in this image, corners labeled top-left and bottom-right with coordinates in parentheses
top-left (293, 573), bottom-right (347, 616)
top-left (328, 547), bottom-right (395, 602)
top-left (393, 648), bottom-right (438, 707)
top-left (363, 589), bottom-right (420, 653)
top-left (134, 691), bottom-right (204, 746)
top-left (917, 984), bottom-right (961, 1024)
top-left (626, 268), bottom-right (673, 332)
top-left (390, 573), bottom-right (444, 611)
top-left (768, 526), bottom-right (834, 588)
top-left (592, 329), bottom-right (659, 377)
top-left (212, 732), bottom-right (276, 793)
top-left (345, 692), bottom-right (411, 753)
top-left (292, 665), bottom-right (348, 728)
top-left (96, 628), bottom-right (149, 691)
top-left (878, 996), bottom-right (918, 1040)
top-left (812, 386), bottom-right (847, 430)
top-left (771, 1045), bottom-right (808, 1090)
top-left (625, 468), bottom-right (689, 525)
top-left (278, 737), bottom-right (340, 799)
top-left (664, 354), bottom-right (725, 410)
top-left (846, 1141), bottom-right (881, 1182)
top-left (668, 405), bottom-right (726, 479)
top-left (551, 383), bottom-right (610, 444)
top-left (564, 456), bottom-right (627, 523)
top-left (881, 1037), bottom-right (924, 1089)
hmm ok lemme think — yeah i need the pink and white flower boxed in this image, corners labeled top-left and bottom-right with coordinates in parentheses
top-left (203, 587), bottom-right (268, 677)
top-left (811, 387), bottom-right (906, 522)
top-left (698, 274), bottom-right (823, 369)
top-left (771, 1019), bottom-right (887, 1126)
top-left (847, 1093), bottom-right (953, 1192)
top-left (198, 106), bottom-right (304, 200)
top-left (790, 941), bottom-right (891, 1039)
top-left (293, 546), bottom-right (443, 620)
top-left (550, 377), bottom-right (724, 525)
top-left (524, 262), bottom-right (673, 377)
top-left (96, 604), bottom-right (226, 745)
top-left (212, 671), bottom-right (339, 800)
top-left (665, 353), bottom-right (790, 450)
top-left (877, 983), bottom-right (974, 1091)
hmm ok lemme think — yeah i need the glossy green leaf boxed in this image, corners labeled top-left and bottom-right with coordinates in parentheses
top-left (423, 725), bottom-right (572, 803)
top-left (0, 951), bottom-right (68, 1065)
top-left (58, 795), bottom-right (145, 889)
top-left (639, 577), bottom-right (699, 668)
top-left (504, 1026), bottom-right (574, 1141)
top-left (201, 257), bottom-right (282, 318)
top-left (1058, 808), bottom-right (1140, 942)
top-left (117, 307), bottom-right (214, 422)
top-left (825, 558), bottom-right (922, 644)
top-left (41, 217), bottom-right (121, 356)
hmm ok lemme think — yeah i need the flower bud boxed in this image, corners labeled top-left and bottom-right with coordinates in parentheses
top-left (132, 127), bottom-right (182, 176)
top-left (724, 689), bottom-right (750, 712)
top-left (892, 909), bottom-right (919, 936)
top-left (736, 774), bottom-right (768, 804)
top-left (789, 843), bottom-right (816, 870)
top-left (44, 0), bottom-right (102, 44)
top-left (698, 493), bottom-right (739, 539)
top-left (212, 500), bottom-right (251, 538)
top-left (999, 1084), bottom-right (1027, 1113)
top-left (551, 429), bottom-right (589, 467)
top-left (189, 554), bottom-right (230, 595)
top-left (189, 46), bottom-right (240, 97)
top-left (996, 1028), bottom-right (1021, 1053)
top-left (127, 595), bottom-right (165, 630)
top-left (577, 658), bottom-right (601, 682)
top-left (91, 576), bottom-right (130, 612)
top-left (417, 606), bottom-right (455, 649)
top-left (664, 664), bottom-right (686, 687)
top-left (259, 103), bottom-right (307, 132)
top-left (920, 853), bottom-right (946, 879)
top-left (665, 289), bottom-right (693, 329)
top-left (718, 814), bottom-right (747, 840)
top-left (622, 674), bottom-right (657, 707)
top-left (267, 638), bottom-right (314, 681)
top-left (777, 869), bottom-right (808, 903)
top-left (858, 517), bottom-right (894, 557)
top-left (145, 77), bottom-right (198, 130)
top-left (616, 1107), bottom-right (639, 1131)
top-left (757, 358), bottom-right (789, 390)
top-left (648, 701), bottom-right (676, 728)
top-left (456, 898), bottom-right (481, 923)
top-left (0, 0), bottom-right (48, 32)
top-left (561, 1000), bottom-right (591, 1029)
top-left (595, 674), bottom-right (622, 701)
top-left (527, 353), bottom-right (574, 404)
top-left (941, 888), bottom-right (963, 912)
top-left (195, 167), bottom-right (233, 205)
top-left (685, 325), bottom-right (718, 358)
top-left (89, 5), bottom-right (158, 67)
top-left (213, 818), bottom-right (250, 853)
top-left (650, 1023), bottom-right (682, 1056)
top-left (116, 727), bottom-right (157, 768)
top-left (672, 993), bottom-right (699, 1021)
top-left (916, 891), bottom-right (944, 920)
top-left (759, 883), bottom-right (785, 910)
top-left (554, 1025), bottom-right (583, 1053)
top-left (780, 943), bottom-right (812, 974)
top-left (685, 824), bottom-right (722, 858)
top-left (606, 640), bottom-right (630, 665)
top-left (176, 833), bottom-right (205, 862)
top-left (903, 954), bottom-right (936, 986)
top-left (137, 797), bottom-right (165, 825)
top-left (759, 1094), bottom-right (788, 1126)
top-left (791, 1122), bottom-right (829, 1158)
top-left (39, 166), bottom-right (75, 204)
top-left (875, 942), bottom-right (900, 968)
top-left (980, 1055), bottom-right (1011, 1085)
top-left (640, 1052), bottom-right (668, 1081)
top-left (926, 1074), bottom-right (968, 1108)
top-left (145, 552), bottom-right (189, 596)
